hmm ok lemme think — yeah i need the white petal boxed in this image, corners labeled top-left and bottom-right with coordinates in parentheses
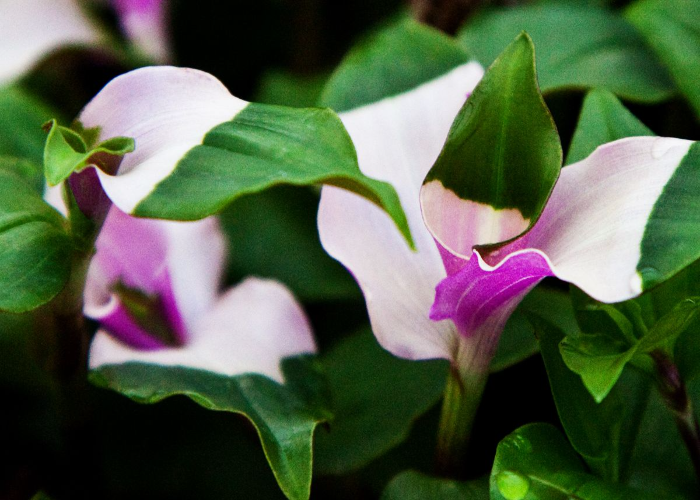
top-left (318, 63), bottom-right (484, 361)
top-left (78, 66), bottom-right (248, 213)
top-left (89, 278), bottom-right (316, 383)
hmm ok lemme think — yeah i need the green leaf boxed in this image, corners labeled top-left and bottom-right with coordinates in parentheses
top-left (629, 377), bottom-right (700, 498)
top-left (459, 5), bottom-right (674, 102)
top-left (255, 71), bottom-right (330, 108)
top-left (566, 89), bottom-right (653, 165)
top-left (43, 119), bottom-right (135, 186)
top-left (0, 169), bottom-right (71, 312)
top-left (0, 155), bottom-right (43, 193)
top-left (491, 285), bottom-right (577, 372)
top-left (219, 186), bottom-right (360, 302)
top-left (0, 86), bottom-right (56, 163)
top-left (319, 18), bottom-right (470, 112)
top-left (535, 316), bottom-right (651, 482)
top-left (381, 470), bottom-right (488, 499)
top-left (314, 329), bottom-right (448, 475)
top-left (638, 298), bottom-right (700, 353)
top-left (134, 103), bottom-right (414, 249)
top-left (424, 32), bottom-right (561, 224)
top-left (491, 423), bottom-right (664, 499)
top-left (625, 0), bottom-right (700, 117)
top-left (89, 356), bottom-right (331, 500)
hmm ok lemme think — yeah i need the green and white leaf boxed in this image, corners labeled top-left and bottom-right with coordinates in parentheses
top-left (90, 356), bottom-right (331, 500)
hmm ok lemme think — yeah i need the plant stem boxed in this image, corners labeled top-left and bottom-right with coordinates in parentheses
top-left (435, 365), bottom-right (487, 477)
top-left (651, 349), bottom-right (700, 481)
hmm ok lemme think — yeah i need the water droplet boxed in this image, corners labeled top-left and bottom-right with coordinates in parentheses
top-left (639, 266), bottom-right (662, 289)
top-left (496, 470), bottom-right (530, 500)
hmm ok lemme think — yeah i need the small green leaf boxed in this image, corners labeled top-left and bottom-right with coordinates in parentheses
top-left (381, 470), bottom-right (488, 500)
top-left (625, 0), bottom-right (700, 117)
top-left (424, 32), bottom-right (561, 229)
top-left (314, 329), bottom-right (448, 475)
top-left (637, 298), bottom-right (700, 353)
top-left (43, 120), bottom-right (135, 186)
top-left (90, 356), bottom-right (331, 500)
top-left (566, 89), bottom-right (654, 165)
top-left (320, 18), bottom-right (470, 112)
top-left (459, 4), bottom-right (675, 101)
top-left (0, 169), bottom-right (71, 312)
top-left (491, 423), bottom-right (665, 499)
top-left (135, 103), bottom-right (414, 248)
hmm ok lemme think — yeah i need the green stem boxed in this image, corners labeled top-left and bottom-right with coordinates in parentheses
top-left (435, 365), bottom-right (487, 476)
top-left (651, 349), bottom-right (700, 483)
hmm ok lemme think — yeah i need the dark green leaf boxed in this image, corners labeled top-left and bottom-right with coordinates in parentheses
top-left (0, 86), bottom-right (55, 163)
top-left (566, 89), bottom-right (653, 165)
top-left (135, 103), bottom-right (414, 248)
top-left (319, 18), bottom-right (470, 112)
top-left (491, 423), bottom-right (663, 499)
top-left (0, 155), bottom-right (44, 194)
top-left (459, 5), bottom-right (674, 102)
top-left (255, 71), bottom-right (330, 108)
top-left (219, 186), bottom-right (360, 302)
top-left (535, 316), bottom-right (651, 482)
top-left (381, 470), bottom-right (488, 499)
top-left (90, 356), bottom-right (331, 500)
top-left (625, 0), bottom-right (700, 116)
top-left (424, 33), bottom-right (561, 226)
top-left (314, 329), bottom-right (448, 475)
top-left (0, 169), bottom-right (71, 312)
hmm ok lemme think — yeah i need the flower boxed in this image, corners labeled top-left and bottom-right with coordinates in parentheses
top-left (85, 206), bottom-right (316, 382)
top-left (317, 63), bottom-right (698, 374)
top-left (111, 0), bottom-right (171, 62)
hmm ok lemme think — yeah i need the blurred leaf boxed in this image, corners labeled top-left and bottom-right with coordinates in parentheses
top-left (535, 316), bottom-right (651, 482)
top-left (219, 186), bottom-right (360, 302)
top-left (0, 155), bottom-right (43, 193)
top-left (626, 0), bottom-right (700, 117)
top-left (0, 168), bottom-right (71, 312)
top-left (314, 329), bottom-right (448, 475)
top-left (381, 470), bottom-right (488, 499)
top-left (629, 377), bottom-right (700, 498)
top-left (90, 356), bottom-right (332, 500)
top-left (319, 18), bottom-right (470, 112)
top-left (255, 71), bottom-right (330, 108)
top-left (566, 89), bottom-right (654, 165)
top-left (0, 86), bottom-right (55, 164)
top-left (491, 285), bottom-right (577, 372)
top-left (490, 423), bottom-right (665, 499)
top-left (458, 4), bottom-right (675, 102)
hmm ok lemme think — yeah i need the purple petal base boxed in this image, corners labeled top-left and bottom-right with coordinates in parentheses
top-left (431, 250), bottom-right (554, 338)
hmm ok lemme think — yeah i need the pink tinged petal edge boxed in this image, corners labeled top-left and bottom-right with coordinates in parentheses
top-left (0, 0), bottom-right (99, 84)
top-left (89, 278), bottom-right (317, 384)
top-left (111, 0), bottom-right (170, 62)
top-left (78, 66), bottom-right (248, 214)
top-left (318, 62), bottom-right (484, 362)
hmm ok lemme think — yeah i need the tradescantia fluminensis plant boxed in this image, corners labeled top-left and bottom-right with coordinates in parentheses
top-left (2, 1), bottom-right (700, 499)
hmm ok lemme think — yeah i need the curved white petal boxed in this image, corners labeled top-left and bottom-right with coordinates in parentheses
top-left (0, 0), bottom-right (100, 84)
top-left (89, 278), bottom-right (316, 383)
top-left (510, 136), bottom-right (694, 303)
top-left (318, 63), bottom-right (484, 361)
top-left (112, 0), bottom-right (170, 62)
top-left (78, 66), bottom-right (248, 213)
